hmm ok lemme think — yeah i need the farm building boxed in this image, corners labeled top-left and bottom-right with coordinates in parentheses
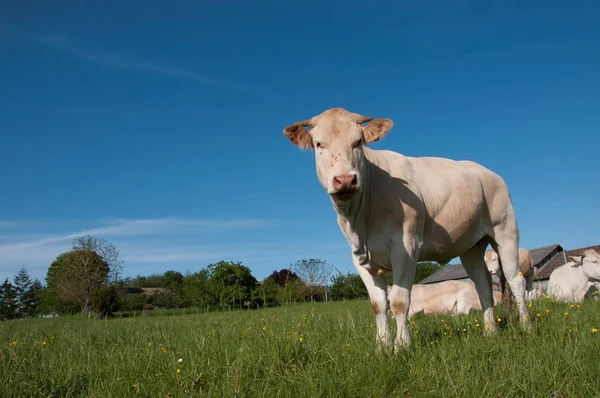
top-left (419, 243), bottom-right (600, 291)
top-left (125, 287), bottom-right (171, 296)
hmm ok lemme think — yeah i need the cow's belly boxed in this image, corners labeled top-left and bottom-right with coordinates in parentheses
top-left (419, 210), bottom-right (489, 263)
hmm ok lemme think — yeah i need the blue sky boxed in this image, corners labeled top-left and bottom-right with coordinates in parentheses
top-left (1, 0), bottom-right (599, 284)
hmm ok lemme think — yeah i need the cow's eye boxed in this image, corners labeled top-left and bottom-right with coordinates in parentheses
top-left (316, 141), bottom-right (322, 149)
top-left (352, 139), bottom-right (362, 149)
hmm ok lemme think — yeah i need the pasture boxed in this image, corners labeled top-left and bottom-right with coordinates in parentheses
top-left (1, 298), bottom-right (599, 397)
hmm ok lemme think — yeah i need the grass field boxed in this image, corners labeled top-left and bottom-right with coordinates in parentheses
top-left (1, 297), bottom-right (600, 397)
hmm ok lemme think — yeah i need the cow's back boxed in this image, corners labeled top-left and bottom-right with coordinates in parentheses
top-left (371, 152), bottom-right (512, 263)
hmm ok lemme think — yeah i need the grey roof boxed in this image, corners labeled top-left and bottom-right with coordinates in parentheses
top-left (419, 263), bottom-right (468, 284)
top-left (419, 243), bottom-right (563, 285)
top-left (536, 244), bottom-right (600, 280)
top-left (529, 244), bottom-right (562, 268)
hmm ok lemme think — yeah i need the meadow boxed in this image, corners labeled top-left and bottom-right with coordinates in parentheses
top-left (1, 297), bottom-right (600, 397)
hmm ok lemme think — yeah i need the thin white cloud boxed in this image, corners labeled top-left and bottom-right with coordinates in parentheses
top-left (0, 217), bottom-right (272, 254)
top-left (28, 34), bottom-right (266, 94)
top-left (0, 217), bottom-right (279, 282)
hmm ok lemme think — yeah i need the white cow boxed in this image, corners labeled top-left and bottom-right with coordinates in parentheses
top-left (547, 249), bottom-right (600, 303)
top-left (283, 107), bottom-right (530, 349)
top-left (388, 281), bottom-right (503, 317)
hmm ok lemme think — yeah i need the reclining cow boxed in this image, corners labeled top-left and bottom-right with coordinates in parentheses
top-left (547, 249), bottom-right (600, 303)
top-left (388, 281), bottom-right (503, 317)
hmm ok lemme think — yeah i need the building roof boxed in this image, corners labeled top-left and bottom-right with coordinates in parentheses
top-left (126, 287), bottom-right (170, 296)
top-left (419, 243), bottom-right (563, 285)
top-left (535, 244), bottom-right (600, 280)
top-left (529, 244), bottom-right (562, 266)
top-left (419, 263), bottom-right (468, 284)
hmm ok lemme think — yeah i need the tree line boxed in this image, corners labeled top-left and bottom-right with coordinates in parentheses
top-left (0, 235), bottom-right (440, 319)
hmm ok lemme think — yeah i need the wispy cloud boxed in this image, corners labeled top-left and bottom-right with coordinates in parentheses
top-left (28, 34), bottom-right (266, 94)
top-left (0, 217), bottom-right (271, 254)
top-left (0, 221), bottom-right (21, 228)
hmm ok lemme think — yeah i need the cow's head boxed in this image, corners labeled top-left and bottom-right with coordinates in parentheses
top-left (484, 249), bottom-right (500, 275)
top-left (283, 108), bottom-right (393, 202)
top-left (570, 249), bottom-right (600, 281)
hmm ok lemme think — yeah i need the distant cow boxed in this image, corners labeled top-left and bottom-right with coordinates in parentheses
top-left (283, 107), bottom-right (531, 350)
top-left (547, 249), bottom-right (600, 303)
top-left (485, 248), bottom-right (535, 292)
top-left (388, 281), bottom-right (503, 317)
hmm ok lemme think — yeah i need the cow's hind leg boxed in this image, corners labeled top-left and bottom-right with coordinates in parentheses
top-left (492, 234), bottom-right (532, 331)
top-left (459, 239), bottom-right (498, 334)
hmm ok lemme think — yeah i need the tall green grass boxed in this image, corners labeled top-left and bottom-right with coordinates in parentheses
top-left (1, 298), bottom-right (599, 397)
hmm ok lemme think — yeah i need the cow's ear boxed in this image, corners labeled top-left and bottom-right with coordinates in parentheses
top-left (363, 118), bottom-right (394, 143)
top-left (569, 255), bottom-right (583, 266)
top-left (283, 124), bottom-right (313, 149)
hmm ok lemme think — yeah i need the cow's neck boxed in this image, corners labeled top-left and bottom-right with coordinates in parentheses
top-left (331, 159), bottom-right (374, 222)
top-left (331, 160), bottom-right (375, 266)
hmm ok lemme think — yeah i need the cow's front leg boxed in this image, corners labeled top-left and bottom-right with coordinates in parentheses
top-left (352, 258), bottom-right (390, 349)
top-left (389, 235), bottom-right (418, 350)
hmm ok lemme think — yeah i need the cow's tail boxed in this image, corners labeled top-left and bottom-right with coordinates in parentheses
top-left (498, 266), bottom-right (515, 323)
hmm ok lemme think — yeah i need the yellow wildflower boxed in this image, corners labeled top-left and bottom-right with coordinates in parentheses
top-left (536, 313), bottom-right (541, 317)
top-left (262, 326), bottom-right (268, 332)
top-left (161, 346), bottom-right (167, 353)
top-left (545, 295), bottom-right (550, 299)
top-left (299, 335), bottom-right (303, 343)
top-left (570, 304), bottom-right (575, 308)
top-left (592, 328), bottom-right (598, 333)
top-left (545, 309), bottom-right (550, 313)
top-left (564, 312), bottom-right (568, 317)
top-left (497, 318), bottom-right (502, 322)
top-left (527, 303), bottom-right (532, 308)
top-left (475, 323), bottom-right (480, 327)
top-left (176, 368), bottom-right (181, 374)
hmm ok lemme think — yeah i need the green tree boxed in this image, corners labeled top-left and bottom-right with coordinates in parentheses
top-left (384, 262), bottom-right (441, 285)
top-left (0, 279), bottom-right (17, 320)
top-left (276, 278), bottom-right (309, 304)
top-left (182, 269), bottom-right (213, 308)
top-left (265, 269), bottom-right (300, 287)
top-left (252, 278), bottom-right (279, 307)
top-left (117, 292), bottom-right (149, 312)
top-left (330, 273), bottom-right (368, 300)
top-left (207, 261), bottom-right (258, 308)
top-left (13, 266), bottom-right (39, 318)
top-left (151, 290), bottom-right (178, 309)
top-left (46, 245), bottom-right (110, 313)
top-left (414, 262), bottom-right (440, 283)
top-left (91, 286), bottom-right (120, 318)
top-left (291, 258), bottom-right (333, 302)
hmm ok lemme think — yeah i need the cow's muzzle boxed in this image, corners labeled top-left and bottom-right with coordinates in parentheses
top-left (330, 173), bottom-right (359, 200)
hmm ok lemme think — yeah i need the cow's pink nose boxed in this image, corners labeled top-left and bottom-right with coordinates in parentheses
top-left (332, 173), bottom-right (358, 192)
